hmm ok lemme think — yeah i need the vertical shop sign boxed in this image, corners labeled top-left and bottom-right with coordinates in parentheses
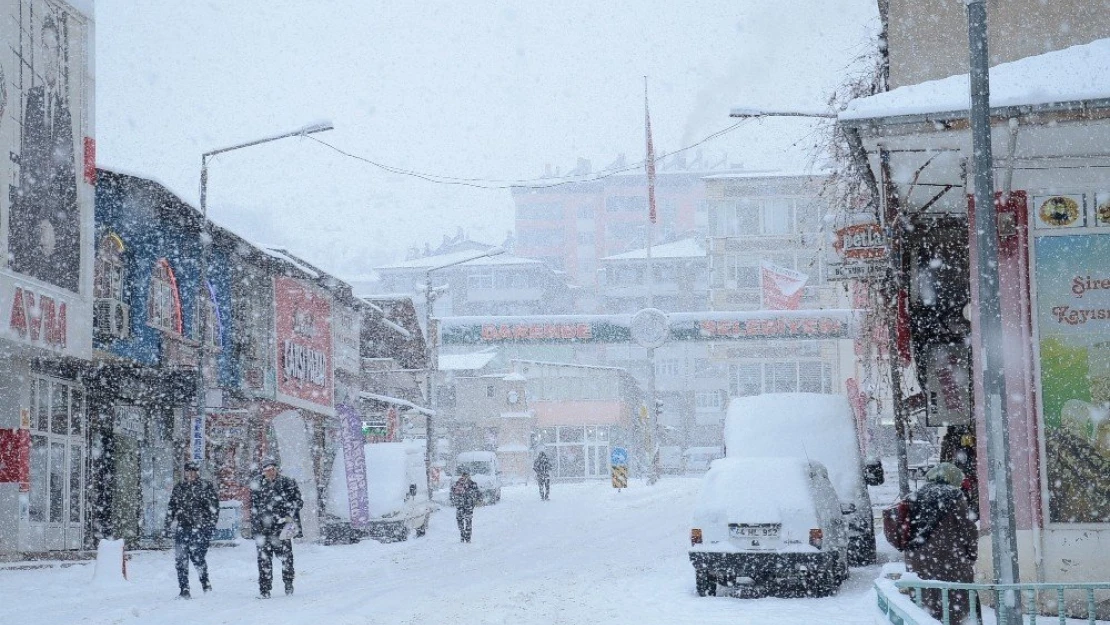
top-left (1034, 233), bottom-right (1110, 523)
top-left (0, 429), bottom-right (31, 491)
top-left (337, 404), bottom-right (369, 529)
top-left (190, 415), bottom-right (205, 462)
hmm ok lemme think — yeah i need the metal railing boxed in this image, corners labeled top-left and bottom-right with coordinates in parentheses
top-left (878, 579), bottom-right (1110, 625)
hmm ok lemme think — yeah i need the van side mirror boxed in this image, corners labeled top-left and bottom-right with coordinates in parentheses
top-left (841, 502), bottom-right (857, 515)
top-left (863, 457), bottom-right (885, 486)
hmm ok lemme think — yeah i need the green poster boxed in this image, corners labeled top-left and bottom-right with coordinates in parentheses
top-left (1035, 234), bottom-right (1110, 523)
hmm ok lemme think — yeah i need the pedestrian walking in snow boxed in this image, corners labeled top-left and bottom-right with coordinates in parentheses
top-left (533, 451), bottom-right (552, 501)
top-left (450, 469), bottom-right (481, 542)
top-left (164, 460), bottom-right (219, 599)
top-left (250, 457), bottom-right (303, 598)
top-left (906, 462), bottom-right (978, 624)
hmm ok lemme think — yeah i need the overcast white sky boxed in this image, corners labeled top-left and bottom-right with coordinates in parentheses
top-left (95, 1), bottom-right (879, 280)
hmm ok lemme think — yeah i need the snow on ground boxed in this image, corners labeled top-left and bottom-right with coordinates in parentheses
top-left (2, 478), bottom-right (887, 625)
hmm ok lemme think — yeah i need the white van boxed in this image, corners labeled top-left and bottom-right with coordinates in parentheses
top-left (324, 441), bottom-right (435, 543)
top-left (689, 456), bottom-right (850, 597)
top-left (724, 393), bottom-right (883, 565)
top-left (452, 451), bottom-right (502, 505)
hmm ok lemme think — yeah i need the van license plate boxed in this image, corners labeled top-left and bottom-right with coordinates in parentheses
top-left (729, 524), bottom-right (780, 538)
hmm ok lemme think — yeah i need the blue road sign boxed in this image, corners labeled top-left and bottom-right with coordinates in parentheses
top-left (610, 447), bottom-right (628, 466)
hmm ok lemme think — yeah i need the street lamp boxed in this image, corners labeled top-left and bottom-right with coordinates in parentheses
top-left (193, 122), bottom-right (333, 468)
top-left (420, 246), bottom-right (506, 498)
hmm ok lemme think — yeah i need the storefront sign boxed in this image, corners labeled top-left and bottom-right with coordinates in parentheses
top-left (8, 286), bottom-right (67, 348)
top-left (332, 307), bottom-right (361, 374)
top-left (828, 262), bottom-right (887, 282)
top-left (835, 222), bottom-right (887, 260)
top-left (274, 277), bottom-right (334, 412)
top-left (190, 415), bottom-right (205, 461)
top-left (441, 310), bottom-right (861, 345)
top-left (1033, 233), bottom-right (1110, 524)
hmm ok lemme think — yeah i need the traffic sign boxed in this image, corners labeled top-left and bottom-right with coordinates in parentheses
top-left (610, 447), bottom-right (628, 466)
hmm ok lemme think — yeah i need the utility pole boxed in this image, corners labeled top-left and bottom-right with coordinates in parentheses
top-left (964, 0), bottom-right (1021, 619)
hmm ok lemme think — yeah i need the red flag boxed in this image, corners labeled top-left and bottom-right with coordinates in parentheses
top-left (645, 84), bottom-right (657, 224)
top-left (760, 260), bottom-right (809, 310)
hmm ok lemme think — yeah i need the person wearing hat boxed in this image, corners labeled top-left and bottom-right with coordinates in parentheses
top-left (906, 461), bottom-right (979, 623)
top-left (250, 456), bottom-right (303, 598)
top-left (449, 468), bottom-right (481, 542)
top-left (164, 460), bottom-right (219, 599)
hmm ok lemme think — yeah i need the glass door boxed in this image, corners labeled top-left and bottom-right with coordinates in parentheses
top-left (27, 377), bottom-right (86, 550)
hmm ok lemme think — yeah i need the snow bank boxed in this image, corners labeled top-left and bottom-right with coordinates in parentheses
top-left (90, 539), bottom-right (129, 587)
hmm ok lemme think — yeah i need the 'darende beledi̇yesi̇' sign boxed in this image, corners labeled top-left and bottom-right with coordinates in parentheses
top-left (1034, 233), bottom-right (1110, 524)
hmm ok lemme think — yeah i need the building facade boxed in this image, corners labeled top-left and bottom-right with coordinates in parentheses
top-left (0, 0), bottom-right (96, 556)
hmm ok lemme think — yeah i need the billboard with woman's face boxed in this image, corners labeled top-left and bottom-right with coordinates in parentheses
top-left (2, 0), bottom-right (90, 293)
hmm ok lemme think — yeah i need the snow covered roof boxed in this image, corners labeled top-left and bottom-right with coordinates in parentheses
top-left (359, 392), bottom-right (434, 416)
top-left (258, 246), bottom-right (324, 279)
top-left (602, 238), bottom-right (705, 260)
top-left (841, 38), bottom-right (1110, 122)
top-left (438, 350), bottom-right (498, 372)
top-left (377, 249), bottom-right (541, 271)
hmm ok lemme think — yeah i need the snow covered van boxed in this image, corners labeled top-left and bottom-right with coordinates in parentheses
top-left (689, 456), bottom-right (850, 597)
top-left (724, 393), bottom-right (883, 565)
top-left (325, 441), bottom-right (435, 543)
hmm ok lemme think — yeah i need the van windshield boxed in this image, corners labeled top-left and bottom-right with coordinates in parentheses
top-left (457, 461), bottom-right (492, 476)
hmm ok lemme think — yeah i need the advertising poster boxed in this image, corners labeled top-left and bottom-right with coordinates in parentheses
top-left (275, 276), bottom-right (333, 412)
top-left (1034, 233), bottom-right (1110, 523)
top-left (337, 404), bottom-right (369, 529)
top-left (2, 0), bottom-right (89, 292)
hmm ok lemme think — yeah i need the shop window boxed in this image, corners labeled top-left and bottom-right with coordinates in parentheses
top-left (149, 259), bottom-right (183, 334)
top-left (558, 426), bottom-right (583, 443)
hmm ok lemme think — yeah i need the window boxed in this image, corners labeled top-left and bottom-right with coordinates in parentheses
top-left (577, 205), bottom-right (595, 219)
top-left (606, 196), bottom-right (647, 213)
top-left (655, 359), bottom-right (681, 377)
top-left (149, 259), bottom-right (182, 334)
top-left (762, 198), bottom-right (794, 234)
top-left (577, 231), bottom-right (594, 245)
top-left (768, 362), bottom-right (798, 393)
top-left (95, 235), bottom-right (126, 300)
top-left (518, 203), bottom-right (564, 220)
top-left (695, 391), bottom-right (722, 411)
top-left (729, 363), bottom-right (762, 397)
top-left (467, 268), bottom-right (493, 290)
top-left (194, 285), bottom-right (220, 348)
top-left (517, 228), bottom-right (565, 247)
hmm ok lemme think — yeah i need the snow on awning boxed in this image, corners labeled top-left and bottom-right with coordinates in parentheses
top-left (840, 38), bottom-right (1110, 123)
top-left (359, 392), bottom-right (435, 416)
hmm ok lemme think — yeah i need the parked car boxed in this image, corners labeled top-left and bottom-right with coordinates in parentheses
top-left (324, 440), bottom-right (435, 544)
top-left (683, 446), bottom-right (725, 472)
top-left (689, 456), bottom-right (850, 597)
top-left (724, 393), bottom-right (884, 565)
top-left (450, 451), bottom-right (502, 505)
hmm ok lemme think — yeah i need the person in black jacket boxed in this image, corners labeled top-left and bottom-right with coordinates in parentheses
top-left (533, 451), bottom-right (552, 501)
top-left (450, 470), bottom-right (481, 542)
top-left (164, 461), bottom-right (219, 598)
top-left (250, 457), bottom-right (303, 598)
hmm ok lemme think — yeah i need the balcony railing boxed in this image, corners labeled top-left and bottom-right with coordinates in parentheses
top-left (876, 576), bottom-right (1110, 625)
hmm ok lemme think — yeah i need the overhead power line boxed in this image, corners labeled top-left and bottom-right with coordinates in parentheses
top-left (303, 117), bottom-right (773, 190)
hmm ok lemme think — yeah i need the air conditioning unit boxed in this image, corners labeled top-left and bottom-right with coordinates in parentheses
top-left (94, 298), bottom-right (131, 339)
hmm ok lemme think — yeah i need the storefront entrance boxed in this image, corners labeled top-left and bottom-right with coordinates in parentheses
top-left (28, 376), bottom-right (86, 551)
top-left (539, 425), bottom-right (611, 480)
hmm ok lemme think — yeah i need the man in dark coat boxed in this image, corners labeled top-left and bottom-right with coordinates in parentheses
top-left (450, 469), bottom-right (481, 542)
top-left (250, 457), bottom-right (303, 598)
top-left (164, 461), bottom-right (219, 598)
top-left (906, 462), bottom-right (978, 624)
top-left (533, 451), bottom-right (552, 501)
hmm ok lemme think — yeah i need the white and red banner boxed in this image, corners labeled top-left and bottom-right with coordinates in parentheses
top-left (760, 261), bottom-right (809, 310)
top-left (275, 277), bottom-right (334, 414)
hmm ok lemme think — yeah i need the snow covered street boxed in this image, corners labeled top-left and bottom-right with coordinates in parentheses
top-left (1, 478), bottom-right (883, 625)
